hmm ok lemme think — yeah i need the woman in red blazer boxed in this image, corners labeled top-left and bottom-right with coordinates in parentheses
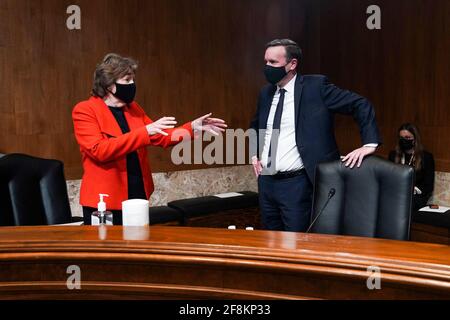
top-left (73, 53), bottom-right (226, 225)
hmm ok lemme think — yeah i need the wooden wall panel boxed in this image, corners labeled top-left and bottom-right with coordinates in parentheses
top-left (2, 0), bottom-right (448, 179)
top-left (0, 0), bottom-right (318, 179)
top-left (317, 0), bottom-right (450, 171)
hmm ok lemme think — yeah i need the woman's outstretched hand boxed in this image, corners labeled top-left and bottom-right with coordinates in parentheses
top-left (146, 117), bottom-right (177, 136)
top-left (191, 113), bottom-right (227, 136)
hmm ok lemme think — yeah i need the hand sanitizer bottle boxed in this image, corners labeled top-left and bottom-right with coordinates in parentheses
top-left (91, 194), bottom-right (113, 225)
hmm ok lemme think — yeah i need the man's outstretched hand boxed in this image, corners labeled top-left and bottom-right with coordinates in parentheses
top-left (341, 146), bottom-right (376, 168)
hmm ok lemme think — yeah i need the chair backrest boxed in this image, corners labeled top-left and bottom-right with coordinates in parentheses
top-left (310, 155), bottom-right (414, 240)
top-left (0, 153), bottom-right (72, 226)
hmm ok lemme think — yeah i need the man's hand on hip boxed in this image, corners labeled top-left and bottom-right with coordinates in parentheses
top-left (252, 156), bottom-right (263, 177)
top-left (341, 146), bottom-right (376, 168)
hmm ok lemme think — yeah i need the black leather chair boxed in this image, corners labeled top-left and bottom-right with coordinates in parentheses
top-left (168, 191), bottom-right (259, 224)
top-left (0, 153), bottom-right (72, 226)
top-left (310, 155), bottom-right (414, 240)
top-left (149, 206), bottom-right (183, 225)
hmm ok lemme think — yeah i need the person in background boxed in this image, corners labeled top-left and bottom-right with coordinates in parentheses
top-left (73, 53), bottom-right (227, 225)
top-left (388, 123), bottom-right (435, 212)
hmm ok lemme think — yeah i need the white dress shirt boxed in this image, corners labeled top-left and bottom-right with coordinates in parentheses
top-left (260, 75), bottom-right (303, 172)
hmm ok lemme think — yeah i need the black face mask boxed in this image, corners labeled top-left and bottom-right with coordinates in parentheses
top-left (111, 82), bottom-right (136, 104)
top-left (263, 64), bottom-right (288, 85)
top-left (399, 137), bottom-right (415, 151)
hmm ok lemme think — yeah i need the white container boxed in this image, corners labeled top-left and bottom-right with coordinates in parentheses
top-left (122, 199), bottom-right (149, 226)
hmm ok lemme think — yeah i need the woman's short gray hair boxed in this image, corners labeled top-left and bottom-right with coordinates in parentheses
top-left (92, 53), bottom-right (138, 98)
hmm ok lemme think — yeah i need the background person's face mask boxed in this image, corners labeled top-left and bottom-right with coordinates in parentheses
top-left (399, 137), bottom-right (415, 151)
top-left (111, 82), bottom-right (136, 104)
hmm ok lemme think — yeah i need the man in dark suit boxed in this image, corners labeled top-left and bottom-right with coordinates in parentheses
top-left (250, 39), bottom-right (381, 232)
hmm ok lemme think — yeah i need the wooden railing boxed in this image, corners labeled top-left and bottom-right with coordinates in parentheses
top-left (0, 225), bottom-right (449, 299)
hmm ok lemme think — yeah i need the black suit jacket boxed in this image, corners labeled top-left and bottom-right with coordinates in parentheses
top-left (249, 74), bottom-right (382, 183)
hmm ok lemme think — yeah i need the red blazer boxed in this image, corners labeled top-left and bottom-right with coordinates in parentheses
top-left (72, 96), bottom-right (193, 209)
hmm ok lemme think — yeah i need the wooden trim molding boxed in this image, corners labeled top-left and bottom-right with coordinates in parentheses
top-left (0, 226), bottom-right (449, 299)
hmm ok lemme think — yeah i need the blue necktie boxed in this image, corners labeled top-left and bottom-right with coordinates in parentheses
top-left (267, 88), bottom-right (286, 171)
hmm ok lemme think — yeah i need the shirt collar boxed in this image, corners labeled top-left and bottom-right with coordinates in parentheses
top-left (278, 73), bottom-right (297, 94)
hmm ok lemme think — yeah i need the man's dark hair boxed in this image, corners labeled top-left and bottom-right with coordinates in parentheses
top-left (265, 39), bottom-right (302, 69)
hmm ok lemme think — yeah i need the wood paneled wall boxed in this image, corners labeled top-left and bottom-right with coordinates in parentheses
top-left (0, 0), bottom-right (448, 179)
top-left (0, 0), bottom-right (318, 179)
top-left (318, 0), bottom-right (450, 171)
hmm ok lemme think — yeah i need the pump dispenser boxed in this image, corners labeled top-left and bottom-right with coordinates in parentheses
top-left (91, 194), bottom-right (113, 225)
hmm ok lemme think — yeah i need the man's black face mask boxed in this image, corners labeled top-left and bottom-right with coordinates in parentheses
top-left (263, 64), bottom-right (288, 85)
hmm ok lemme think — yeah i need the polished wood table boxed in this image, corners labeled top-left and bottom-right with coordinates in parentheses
top-left (0, 225), bottom-right (449, 299)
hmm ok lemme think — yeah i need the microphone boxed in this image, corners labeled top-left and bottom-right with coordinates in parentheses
top-left (306, 188), bottom-right (336, 233)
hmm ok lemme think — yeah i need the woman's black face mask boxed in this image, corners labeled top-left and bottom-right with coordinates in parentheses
top-left (399, 137), bottom-right (415, 151)
top-left (111, 82), bottom-right (136, 104)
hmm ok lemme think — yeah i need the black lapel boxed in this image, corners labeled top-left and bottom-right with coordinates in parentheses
top-left (260, 85), bottom-right (277, 130)
top-left (294, 74), bottom-right (304, 128)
